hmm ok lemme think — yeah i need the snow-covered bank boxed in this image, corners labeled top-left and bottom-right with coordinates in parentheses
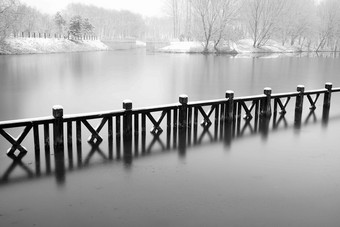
top-left (158, 39), bottom-right (305, 55)
top-left (0, 38), bottom-right (108, 55)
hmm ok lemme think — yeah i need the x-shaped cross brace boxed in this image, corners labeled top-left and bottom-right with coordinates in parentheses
top-left (275, 97), bottom-right (291, 114)
top-left (146, 111), bottom-right (167, 135)
top-left (0, 125), bottom-right (32, 158)
top-left (240, 101), bottom-right (256, 120)
top-left (82, 118), bottom-right (107, 146)
top-left (197, 106), bottom-right (214, 127)
top-left (306, 94), bottom-right (320, 110)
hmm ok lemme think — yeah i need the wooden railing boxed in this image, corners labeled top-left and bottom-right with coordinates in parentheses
top-left (11, 32), bottom-right (98, 40)
top-left (0, 83), bottom-right (339, 184)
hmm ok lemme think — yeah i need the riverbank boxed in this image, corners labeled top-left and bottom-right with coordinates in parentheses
top-left (158, 39), bottom-right (315, 55)
top-left (0, 38), bottom-right (108, 55)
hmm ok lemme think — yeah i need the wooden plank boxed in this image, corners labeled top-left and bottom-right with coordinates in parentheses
top-left (214, 105), bottom-right (219, 141)
top-left (67, 122), bottom-right (72, 149)
top-left (193, 107), bottom-right (198, 144)
top-left (187, 107), bottom-right (192, 146)
top-left (166, 110), bottom-right (172, 149)
top-left (108, 117), bottom-right (113, 160)
top-left (33, 124), bottom-right (41, 175)
top-left (219, 103), bottom-right (225, 140)
top-left (134, 113), bottom-right (139, 155)
top-left (173, 108), bottom-right (178, 148)
top-left (116, 116), bottom-right (121, 158)
top-left (141, 113), bottom-right (146, 153)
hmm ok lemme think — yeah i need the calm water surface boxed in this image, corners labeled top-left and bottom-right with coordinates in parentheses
top-left (0, 50), bottom-right (340, 227)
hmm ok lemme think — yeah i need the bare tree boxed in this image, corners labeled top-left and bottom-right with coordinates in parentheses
top-left (164, 0), bottom-right (182, 38)
top-left (316, 0), bottom-right (340, 52)
top-left (0, 0), bottom-right (17, 42)
top-left (242, 0), bottom-right (288, 48)
top-left (184, 0), bottom-right (193, 40)
top-left (275, 0), bottom-right (317, 48)
top-left (192, 0), bottom-right (239, 52)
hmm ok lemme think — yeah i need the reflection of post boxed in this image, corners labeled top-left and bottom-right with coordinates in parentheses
top-left (178, 95), bottom-right (188, 157)
top-left (123, 100), bottom-right (133, 166)
top-left (54, 147), bottom-right (65, 186)
top-left (322, 83), bottom-right (332, 127)
top-left (224, 120), bottom-right (233, 148)
top-left (259, 116), bottom-right (270, 140)
top-left (294, 85), bottom-right (304, 129)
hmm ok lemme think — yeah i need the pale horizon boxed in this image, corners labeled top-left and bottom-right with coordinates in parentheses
top-left (19, 0), bottom-right (166, 17)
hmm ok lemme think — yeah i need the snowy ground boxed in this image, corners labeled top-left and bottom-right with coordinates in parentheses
top-left (0, 38), bottom-right (108, 55)
top-left (158, 39), bottom-right (304, 55)
top-left (0, 38), bottom-right (333, 56)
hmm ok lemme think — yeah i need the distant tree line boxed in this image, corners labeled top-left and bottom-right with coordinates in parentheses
top-left (0, 0), bottom-right (97, 41)
top-left (0, 1), bottom-right (166, 42)
top-left (164, 0), bottom-right (340, 52)
top-left (2, 0), bottom-right (340, 52)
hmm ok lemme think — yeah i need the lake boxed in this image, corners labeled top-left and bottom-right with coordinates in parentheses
top-left (0, 50), bottom-right (340, 227)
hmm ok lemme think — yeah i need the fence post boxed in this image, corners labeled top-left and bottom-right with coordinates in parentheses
top-left (260, 87), bottom-right (272, 117)
top-left (123, 99), bottom-right (133, 142)
top-left (53, 105), bottom-right (64, 152)
top-left (225, 90), bottom-right (234, 121)
top-left (178, 94), bottom-right (188, 156)
top-left (294, 85), bottom-right (304, 128)
top-left (179, 95), bottom-right (188, 128)
top-left (322, 83), bottom-right (332, 127)
top-left (323, 82), bottom-right (332, 109)
top-left (224, 90), bottom-right (234, 146)
top-left (122, 100), bottom-right (133, 164)
top-left (295, 85), bottom-right (305, 112)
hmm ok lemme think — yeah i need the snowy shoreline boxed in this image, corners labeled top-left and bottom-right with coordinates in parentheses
top-left (0, 38), bottom-right (337, 56)
top-left (0, 38), bottom-right (108, 55)
top-left (157, 39), bottom-right (335, 56)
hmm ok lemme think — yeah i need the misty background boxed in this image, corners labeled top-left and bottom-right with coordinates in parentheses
top-left (0, 0), bottom-right (339, 52)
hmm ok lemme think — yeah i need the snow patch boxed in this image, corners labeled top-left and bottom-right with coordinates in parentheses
top-left (157, 39), bottom-right (303, 56)
top-left (136, 40), bottom-right (146, 47)
top-left (1, 38), bottom-right (108, 55)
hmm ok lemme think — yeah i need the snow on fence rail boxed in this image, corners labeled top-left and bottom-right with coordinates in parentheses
top-left (0, 83), bottom-right (339, 183)
top-left (10, 32), bottom-right (98, 40)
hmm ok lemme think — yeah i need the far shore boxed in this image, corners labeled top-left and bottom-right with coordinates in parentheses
top-left (0, 38), bottom-right (338, 56)
top-left (156, 39), bottom-right (338, 56)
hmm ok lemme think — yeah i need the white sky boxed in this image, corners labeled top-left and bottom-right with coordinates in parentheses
top-left (20, 0), bottom-right (166, 17)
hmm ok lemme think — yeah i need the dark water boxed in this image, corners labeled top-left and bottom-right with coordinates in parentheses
top-left (0, 50), bottom-right (340, 227)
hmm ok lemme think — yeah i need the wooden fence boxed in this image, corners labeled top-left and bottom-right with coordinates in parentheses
top-left (0, 83), bottom-right (339, 184)
top-left (11, 32), bottom-right (98, 40)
